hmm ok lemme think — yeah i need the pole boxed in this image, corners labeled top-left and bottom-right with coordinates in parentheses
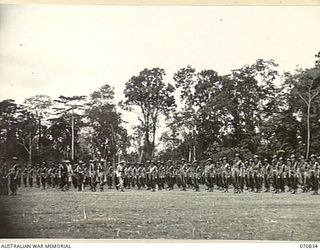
top-left (71, 115), bottom-right (75, 161)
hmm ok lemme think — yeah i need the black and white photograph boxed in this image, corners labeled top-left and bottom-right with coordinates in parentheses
top-left (0, 3), bottom-right (320, 241)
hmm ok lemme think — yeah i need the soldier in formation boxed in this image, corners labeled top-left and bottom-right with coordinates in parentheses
top-left (1, 152), bottom-right (319, 195)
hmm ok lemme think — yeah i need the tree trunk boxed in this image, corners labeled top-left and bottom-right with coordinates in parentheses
top-left (29, 133), bottom-right (32, 165)
top-left (306, 102), bottom-right (311, 159)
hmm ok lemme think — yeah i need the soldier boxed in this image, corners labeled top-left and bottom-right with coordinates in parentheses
top-left (149, 160), bottom-right (158, 192)
top-left (309, 154), bottom-right (319, 195)
top-left (131, 162), bottom-right (137, 188)
top-left (247, 159), bottom-right (255, 192)
top-left (0, 157), bottom-right (9, 195)
top-left (167, 160), bottom-right (174, 190)
top-left (27, 165), bottom-right (34, 188)
top-left (40, 162), bottom-right (48, 190)
top-left (8, 157), bottom-right (20, 195)
top-left (136, 162), bottom-right (143, 190)
top-left (60, 160), bottom-right (68, 191)
top-left (98, 159), bottom-right (107, 192)
top-left (89, 160), bottom-right (98, 192)
top-left (233, 154), bottom-right (245, 193)
top-left (299, 156), bottom-right (310, 193)
top-left (204, 158), bottom-right (212, 191)
top-left (75, 160), bottom-right (85, 191)
top-left (158, 162), bottom-right (166, 190)
top-left (21, 165), bottom-right (28, 188)
top-left (179, 159), bottom-right (187, 191)
top-left (192, 160), bottom-right (201, 192)
top-left (223, 157), bottom-right (232, 192)
top-left (35, 164), bottom-right (41, 188)
top-left (289, 154), bottom-right (299, 194)
top-left (276, 157), bottom-right (286, 193)
top-left (253, 155), bottom-right (263, 193)
top-left (271, 155), bottom-right (278, 192)
top-left (263, 158), bottom-right (272, 192)
top-left (216, 160), bottom-right (223, 190)
top-left (116, 160), bottom-right (125, 192)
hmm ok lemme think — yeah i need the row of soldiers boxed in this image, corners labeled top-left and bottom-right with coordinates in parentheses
top-left (0, 153), bottom-right (319, 195)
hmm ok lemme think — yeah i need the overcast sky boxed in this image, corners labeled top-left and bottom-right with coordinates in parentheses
top-left (0, 5), bottom-right (320, 133)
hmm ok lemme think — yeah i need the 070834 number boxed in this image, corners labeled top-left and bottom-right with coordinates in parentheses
top-left (300, 244), bottom-right (318, 248)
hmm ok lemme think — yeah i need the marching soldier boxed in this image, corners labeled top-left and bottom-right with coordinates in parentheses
top-left (116, 160), bottom-right (125, 192)
top-left (167, 160), bottom-right (175, 190)
top-left (289, 154), bottom-right (299, 194)
top-left (253, 155), bottom-right (263, 193)
top-left (223, 157), bottom-right (232, 192)
top-left (309, 154), bottom-right (319, 195)
top-left (299, 156), bottom-right (310, 193)
top-left (40, 162), bottom-right (48, 190)
top-left (8, 157), bottom-right (20, 195)
top-left (89, 160), bottom-right (98, 192)
top-left (75, 160), bottom-right (85, 191)
top-left (35, 164), bottom-right (41, 188)
top-left (271, 155), bottom-right (278, 192)
top-left (204, 158), bottom-right (211, 191)
top-left (247, 159), bottom-right (255, 192)
top-left (22, 165), bottom-right (28, 188)
top-left (158, 162), bottom-right (166, 190)
top-left (106, 161), bottom-right (113, 189)
top-left (233, 154), bottom-right (245, 193)
top-left (193, 160), bottom-right (201, 192)
top-left (263, 158), bottom-right (272, 192)
top-left (0, 157), bottom-right (9, 195)
top-left (276, 157), bottom-right (286, 193)
top-left (149, 160), bottom-right (158, 192)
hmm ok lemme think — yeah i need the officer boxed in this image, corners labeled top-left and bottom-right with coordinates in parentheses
top-left (179, 159), bottom-right (187, 191)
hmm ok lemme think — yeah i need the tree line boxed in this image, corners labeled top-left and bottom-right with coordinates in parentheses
top-left (1, 52), bottom-right (320, 164)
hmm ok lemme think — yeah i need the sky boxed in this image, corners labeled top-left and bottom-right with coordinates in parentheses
top-left (0, 4), bottom-right (320, 134)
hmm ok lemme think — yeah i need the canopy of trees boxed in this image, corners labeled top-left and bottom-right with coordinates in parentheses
top-left (1, 52), bottom-right (319, 164)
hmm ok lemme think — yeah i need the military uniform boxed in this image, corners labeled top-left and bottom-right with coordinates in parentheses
top-left (116, 161), bottom-right (125, 192)
top-left (223, 157), bottom-right (232, 192)
top-left (0, 158), bottom-right (9, 195)
top-left (263, 159), bottom-right (272, 192)
top-left (8, 157), bottom-right (20, 195)
top-left (309, 155), bottom-right (319, 195)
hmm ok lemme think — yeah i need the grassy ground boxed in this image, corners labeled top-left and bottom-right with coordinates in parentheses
top-left (0, 186), bottom-right (319, 240)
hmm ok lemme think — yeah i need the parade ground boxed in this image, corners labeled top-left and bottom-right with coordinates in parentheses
top-left (0, 188), bottom-right (319, 240)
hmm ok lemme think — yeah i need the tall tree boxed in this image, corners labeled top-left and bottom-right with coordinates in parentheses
top-left (85, 84), bottom-right (126, 164)
top-left (122, 68), bottom-right (176, 160)
top-left (284, 67), bottom-right (320, 158)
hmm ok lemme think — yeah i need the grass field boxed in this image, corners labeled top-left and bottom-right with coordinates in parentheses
top-left (0, 187), bottom-right (319, 240)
